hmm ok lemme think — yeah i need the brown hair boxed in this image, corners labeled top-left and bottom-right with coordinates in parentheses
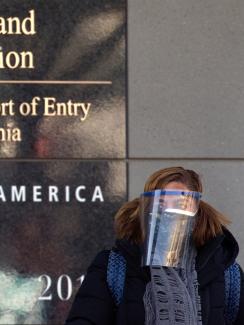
top-left (114, 166), bottom-right (230, 247)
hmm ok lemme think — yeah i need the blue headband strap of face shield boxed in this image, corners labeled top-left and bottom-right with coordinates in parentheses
top-left (141, 189), bottom-right (202, 199)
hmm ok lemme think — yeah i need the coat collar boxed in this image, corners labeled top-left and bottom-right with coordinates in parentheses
top-left (196, 227), bottom-right (239, 287)
top-left (114, 227), bottom-right (239, 287)
top-left (196, 227), bottom-right (239, 272)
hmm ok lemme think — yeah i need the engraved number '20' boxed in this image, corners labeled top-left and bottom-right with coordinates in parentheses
top-left (38, 274), bottom-right (85, 301)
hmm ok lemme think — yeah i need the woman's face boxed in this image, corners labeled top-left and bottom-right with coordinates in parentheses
top-left (161, 181), bottom-right (197, 212)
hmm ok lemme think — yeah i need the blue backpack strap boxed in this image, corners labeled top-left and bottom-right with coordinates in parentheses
top-left (107, 250), bottom-right (126, 306)
top-left (224, 262), bottom-right (241, 324)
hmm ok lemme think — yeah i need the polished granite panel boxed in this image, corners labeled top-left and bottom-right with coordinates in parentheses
top-left (0, 0), bottom-right (126, 158)
top-left (0, 160), bottom-right (127, 324)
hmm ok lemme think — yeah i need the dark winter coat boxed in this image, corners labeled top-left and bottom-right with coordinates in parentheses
top-left (65, 228), bottom-right (244, 325)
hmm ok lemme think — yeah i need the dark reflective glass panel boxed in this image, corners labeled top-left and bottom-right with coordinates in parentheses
top-left (0, 0), bottom-right (126, 158)
top-left (0, 161), bottom-right (126, 324)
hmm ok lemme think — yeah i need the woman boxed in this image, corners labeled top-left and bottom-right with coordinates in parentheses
top-left (65, 166), bottom-right (244, 325)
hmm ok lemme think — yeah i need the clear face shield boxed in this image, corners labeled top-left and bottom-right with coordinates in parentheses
top-left (140, 189), bottom-right (202, 268)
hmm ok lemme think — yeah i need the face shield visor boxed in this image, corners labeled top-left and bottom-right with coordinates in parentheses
top-left (140, 189), bottom-right (202, 268)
